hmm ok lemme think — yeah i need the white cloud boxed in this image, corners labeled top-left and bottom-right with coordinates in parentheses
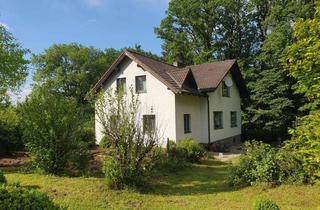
top-left (83, 0), bottom-right (106, 8)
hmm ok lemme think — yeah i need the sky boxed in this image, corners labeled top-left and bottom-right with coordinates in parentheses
top-left (0, 0), bottom-right (170, 101)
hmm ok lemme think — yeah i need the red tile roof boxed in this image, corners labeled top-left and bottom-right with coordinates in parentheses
top-left (92, 50), bottom-right (248, 98)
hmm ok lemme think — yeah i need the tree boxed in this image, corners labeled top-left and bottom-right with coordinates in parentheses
top-left (95, 88), bottom-right (160, 189)
top-left (285, 3), bottom-right (320, 111)
top-left (283, 3), bottom-right (320, 183)
top-left (20, 89), bottom-right (88, 174)
top-left (0, 25), bottom-right (29, 104)
top-left (155, 0), bottom-right (257, 67)
top-left (243, 0), bottom-right (315, 138)
top-left (32, 44), bottom-right (120, 106)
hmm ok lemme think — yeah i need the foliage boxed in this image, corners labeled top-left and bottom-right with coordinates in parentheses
top-left (0, 106), bottom-right (23, 154)
top-left (284, 111), bottom-right (320, 183)
top-left (0, 170), bottom-right (6, 184)
top-left (96, 89), bottom-right (160, 189)
top-left (229, 141), bottom-right (307, 187)
top-left (156, 0), bottom-right (316, 140)
top-left (0, 25), bottom-right (29, 104)
top-left (19, 89), bottom-right (88, 175)
top-left (0, 185), bottom-right (60, 210)
top-left (155, 0), bottom-right (256, 66)
top-left (4, 160), bottom-right (320, 209)
top-left (285, 3), bottom-right (320, 111)
top-left (176, 139), bottom-right (206, 163)
top-left (254, 198), bottom-right (280, 210)
top-left (243, 0), bottom-right (314, 138)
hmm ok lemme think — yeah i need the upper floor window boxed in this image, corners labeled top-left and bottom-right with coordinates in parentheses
top-left (116, 78), bottom-right (126, 93)
top-left (214, 111), bottom-right (223, 130)
top-left (184, 114), bottom-right (191, 133)
top-left (222, 81), bottom-right (230, 97)
top-left (135, 75), bottom-right (146, 93)
top-left (143, 115), bottom-right (155, 134)
top-left (231, 111), bottom-right (237, 127)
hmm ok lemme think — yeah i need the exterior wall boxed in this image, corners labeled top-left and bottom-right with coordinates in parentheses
top-left (175, 94), bottom-right (208, 144)
top-left (208, 74), bottom-right (242, 143)
top-left (95, 58), bottom-right (176, 146)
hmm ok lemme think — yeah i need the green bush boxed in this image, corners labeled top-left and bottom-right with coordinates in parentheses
top-left (20, 90), bottom-right (88, 175)
top-left (229, 141), bottom-right (307, 187)
top-left (96, 89), bottom-right (160, 189)
top-left (79, 125), bottom-right (96, 148)
top-left (254, 198), bottom-right (280, 210)
top-left (0, 170), bottom-right (6, 184)
top-left (0, 185), bottom-right (60, 210)
top-left (284, 111), bottom-right (320, 183)
top-left (0, 106), bottom-right (23, 155)
top-left (176, 139), bottom-right (205, 163)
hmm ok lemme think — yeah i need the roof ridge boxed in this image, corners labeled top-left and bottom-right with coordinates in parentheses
top-left (125, 49), bottom-right (179, 69)
top-left (185, 59), bottom-right (236, 69)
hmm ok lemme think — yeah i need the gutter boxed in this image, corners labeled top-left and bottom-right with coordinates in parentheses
top-left (206, 94), bottom-right (211, 146)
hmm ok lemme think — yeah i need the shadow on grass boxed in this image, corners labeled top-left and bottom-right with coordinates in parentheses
top-left (144, 159), bottom-right (237, 196)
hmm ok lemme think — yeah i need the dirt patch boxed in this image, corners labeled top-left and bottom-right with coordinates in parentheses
top-left (0, 147), bottom-right (104, 174)
top-left (0, 151), bottom-right (30, 167)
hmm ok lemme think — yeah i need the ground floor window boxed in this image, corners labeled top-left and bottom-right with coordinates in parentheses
top-left (214, 111), bottom-right (223, 130)
top-left (184, 114), bottom-right (191, 133)
top-left (143, 115), bottom-right (155, 133)
top-left (231, 111), bottom-right (237, 127)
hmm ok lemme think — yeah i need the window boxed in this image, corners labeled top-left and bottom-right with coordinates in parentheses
top-left (116, 78), bottom-right (126, 93)
top-left (143, 115), bottom-right (155, 133)
top-left (135, 75), bottom-right (146, 93)
top-left (222, 81), bottom-right (230, 97)
top-left (214, 111), bottom-right (223, 129)
top-left (184, 114), bottom-right (191, 133)
top-left (231, 111), bottom-right (237, 127)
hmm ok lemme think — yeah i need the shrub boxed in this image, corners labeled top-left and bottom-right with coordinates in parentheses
top-left (0, 185), bottom-right (60, 210)
top-left (176, 139), bottom-right (205, 163)
top-left (20, 90), bottom-right (88, 175)
top-left (229, 141), bottom-right (307, 187)
top-left (0, 106), bottom-right (23, 155)
top-left (0, 170), bottom-right (6, 184)
top-left (254, 198), bottom-right (280, 210)
top-left (96, 89), bottom-right (160, 189)
top-left (78, 124), bottom-right (96, 148)
top-left (284, 111), bottom-right (320, 183)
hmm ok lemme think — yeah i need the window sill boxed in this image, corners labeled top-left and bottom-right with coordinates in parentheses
top-left (214, 127), bottom-right (223, 130)
top-left (184, 131), bottom-right (192, 134)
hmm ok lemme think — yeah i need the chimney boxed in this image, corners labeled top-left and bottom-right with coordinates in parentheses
top-left (173, 61), bottom-right (185, 68)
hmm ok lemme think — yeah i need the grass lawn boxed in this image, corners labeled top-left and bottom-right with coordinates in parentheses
top-left (3, 159), bottom-right (320, 210)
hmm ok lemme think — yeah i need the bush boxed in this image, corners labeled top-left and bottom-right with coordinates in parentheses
top-left (20, 90), bottom-right (88, 175)
top-left (96, 89), bottom-right (160, 189)
top-left (284, 111), bottom-right (320, 183)
top-left (0, 106), bottom-right (23, 155)
top-left (0, 170), bottom-right (6, 184)
top-left (254, 198), bottom-right (280, 210)
top-left (0, 185), bottom-right (60, 210)
top-left (78, 124), bottom-right (96, 148)
top-left (229, 141), bottom-right (307, 187)
top-left (175, 139), bottom-right (205, 163)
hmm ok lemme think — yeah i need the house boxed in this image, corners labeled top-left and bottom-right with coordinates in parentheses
top-left (92, 49), bottom-right (248, 146)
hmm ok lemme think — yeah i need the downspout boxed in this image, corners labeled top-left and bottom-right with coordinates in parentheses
top-left (206, 94), bottom-right (211, 146)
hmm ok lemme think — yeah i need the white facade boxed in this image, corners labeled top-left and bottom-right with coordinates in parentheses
top-left (95, 58), bottom-right (242, 145)
top-left (95, 58), bottom-right (176, 146)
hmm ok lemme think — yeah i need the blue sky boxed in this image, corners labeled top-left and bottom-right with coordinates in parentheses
top-left (0, 0), bottom-right (169, 101)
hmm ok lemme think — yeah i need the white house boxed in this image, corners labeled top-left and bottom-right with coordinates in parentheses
top-left (92, 50), bottom-right (248, 146)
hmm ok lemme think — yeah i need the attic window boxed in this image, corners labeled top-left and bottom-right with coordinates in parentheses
top-left (222, 81), bottom-right (230, 97)
top-left (135, 75), bottom-right (146, 93)
top-left (116, 78), bottom-right (126, 93)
